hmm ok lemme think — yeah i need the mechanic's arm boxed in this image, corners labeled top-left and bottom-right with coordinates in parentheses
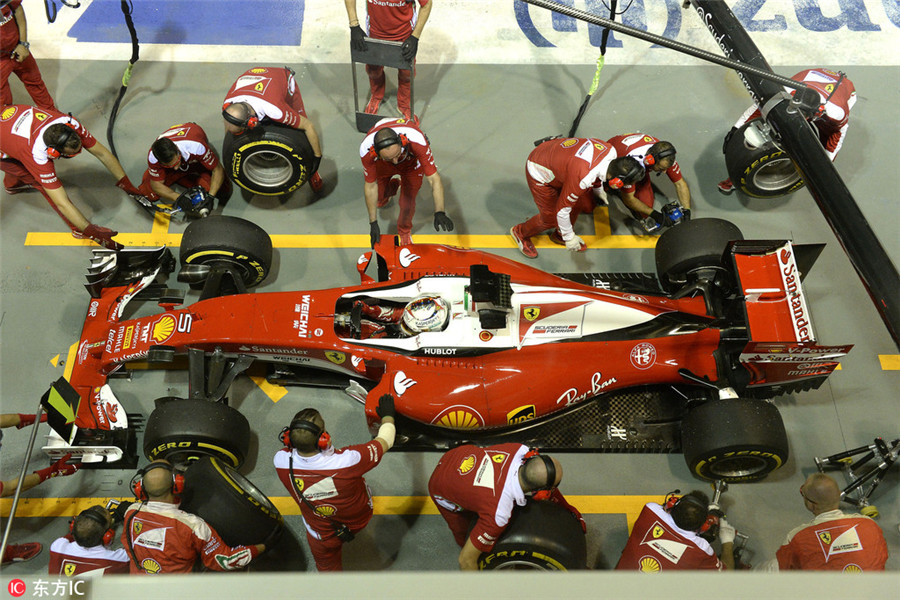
top-left (149, 179), bottom-right (180, 204)
top-left (720, 542), bottom-right (735, 570)
top-left (45, 186), bottom-right (91, 232)
top-left (426, 171), bottom-right (445, 213)
top-left (86, 141), bottom-right (128, 181)
top-left (458, 538), bottom-right (481, 571)
top-left (673, 178), bottom-right (691, 210)
top-left (620, 190), bottom-right (652, 217)
top-left (344, 0), bottom-right (360, 22)
top-left (209, 162), bottom-right (226, 196)
top-left (364, 180), bottom-right (379, 222)
top-left (12, 6), bottom-right (30, 62)
top-left (374, 416), bottom-right (395, 452)
top-left (295, 115), bottom-right (322, 160)
top-left (412, 0), bottom-right (433, 38)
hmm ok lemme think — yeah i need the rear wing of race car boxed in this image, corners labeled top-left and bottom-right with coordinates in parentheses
top-left (731, 240), bottom-right (852, 389)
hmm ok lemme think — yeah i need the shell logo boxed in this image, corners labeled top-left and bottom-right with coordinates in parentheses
top-left (151, 315), bottom-right (176, 343)
top-left (639, 556), bottom-right (661, 573)
top-left (842, 564), bottom-right (862, 573)
top-left (561, 138), bottom-right (578, 148)
top-left (1, 106), bottom-right (16, 120)
top-left (326, 351), bottom-right (346, 365)
top-left (250, 67), bottom-right (268, 73)
top-left (315, 504), bottom-right (337, 517)
top-left (436, 409), bottom-right (481, 430)
top-left (141, 558), bottom-right (162, 574)
top-left (458, 455), bottom-right (476, 474)
top-left (652, 525), bottom-right (665, 539)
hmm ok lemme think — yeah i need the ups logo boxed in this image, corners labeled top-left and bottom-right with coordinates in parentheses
top-left (506, 405), bottom-right (535, 425)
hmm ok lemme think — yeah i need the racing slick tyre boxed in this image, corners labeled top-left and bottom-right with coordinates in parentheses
top-left (478, 501), bottom-right (587, 570)
top-left (724, 120), bottom-right (806, 198)
top-left (681, 398), bottom-right (789, 483)
top-left (223, 123), bottom-right (314, 196)
top-left (143, 397), bottom-right (251, 469)
top-left (655, 218), bottom-right (743, 293)
top-left (180, 456), bottom-right (284, 547)
top-left (180, 215), bottom-right (273, 289)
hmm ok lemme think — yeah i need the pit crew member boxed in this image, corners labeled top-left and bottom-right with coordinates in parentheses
top-left (121, 460), bottom-right (264, 574)
top-left (48, 505), bottom-right (129, 576)
top-left (0, 104), bottom-right (141, 250)
top-left (510, 137), bottom-right (644, 258)
top-left (607, 133), bottom-right (691, 228)
top-left (718, 68), bottom-right (856, 194)
top-left (428, 443), bottom-right (585, 571)
top-left (222, 66), bottom-right (324, 192)
top-left (762, 473), bottom-right (888, 571)
top-left (344, 0), bottom-right (433, 118)
top-left (1, 0), bottom-right (56, 110)
top-left (137, 122), bottom-right (232, 209)
top-left (273, 396), bottom-right (397, 571)
top-left (615, 490), bottom-right (735, 571)
top-left (361, 117), bottom-right (453, 246)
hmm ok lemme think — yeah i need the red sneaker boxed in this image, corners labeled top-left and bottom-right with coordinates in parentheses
top-left (4, 183), bottom-right (37, 195)
top-left (717, 178), bottom-right (735, 195)
top-left (365, 95), bottom-right (382, 115)
top-left (378, 177), bottom-right (400, 208)
top-left (548, 230), bottom-right (565, 246)
top-left (2, 542), bottom-right (42, 564)
top-left (309, 172), bottom-right (324, 193)
top-left (510, 225), bottom-right (537, 259)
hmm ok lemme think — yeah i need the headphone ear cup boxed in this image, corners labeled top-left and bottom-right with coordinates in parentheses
top-left (246, 116), bottom-right (258, 129)
top-left (318, 431), bottom-right (332, 450)
top-left (532, 490), bottom-right (551, 502)
top-left (133, 478), bottom-right (147, 501)
top-left (644, 153), bottom-right (656, 166)
top-left (102, 528), bottom-right (115, 546)
top-left (172, 473), bottom-right (185, 497)
top-left (68, 519), bottom-right (74, 535)
top-left (608, 177), bottom-right (623, 189)
top-left (280, 427), bottom-right (292, 449)
top-left (47, 147), bottom-right (61, 159)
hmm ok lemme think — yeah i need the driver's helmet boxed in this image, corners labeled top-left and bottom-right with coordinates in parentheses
top-left (400, 295), bottom-right (450, 335)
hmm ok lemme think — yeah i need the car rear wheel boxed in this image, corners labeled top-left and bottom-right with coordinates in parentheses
top-left (479, 501), bottom-right (586, 570)
top-left (179, 215), bottom-right (273, 290)
top-left (681, 397), bottom-right (789, 483)
top-left (180, 456), bottom-right (284, 547)
top-left (724, 120), bottom-right (806, 198)
top-left (655, 218), bottom-right (743, 293)
top-left (223, 123), bottom-right (314, 196)
top-left (143, 397), bottom-right (251, 469)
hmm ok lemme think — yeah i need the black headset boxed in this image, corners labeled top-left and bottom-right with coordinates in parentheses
top-left (45, 120), bottom-right (80, 159)
top-left (280, 416), bottom-right (331, 451)
top-left (71, 506), bottom-right (115, 547)
top-left (222, 102), bottom-right (259, 129)
top-left (373, 128), bottom-right (402, 152)
top-left (645, 143), bottom-right (676, 166)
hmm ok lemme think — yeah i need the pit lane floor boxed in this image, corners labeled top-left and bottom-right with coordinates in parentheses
top-left (1, 59), bottom-right (898, 585)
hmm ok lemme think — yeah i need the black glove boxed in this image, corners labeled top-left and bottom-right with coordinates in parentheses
top-left (110, 501), bottom-right (133, 525)
top-left (400, 35), bottom-right (419, 62)
top-left (308, 155), bottom-right (322, 177)
top-left (350, 25), bottom-right (368, 52)
top-left (376, 394), bottom-right (396, 419)
top-left (369, 221), bottom-right (381, 248)
top-left (433, 211), bottom-right (454, 232)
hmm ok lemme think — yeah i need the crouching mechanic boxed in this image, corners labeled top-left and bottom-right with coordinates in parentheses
top-left (122, 460), bottom-right (264, 574)
top-left (510, 137), bottom-right (644, 258)
top-left (428, 444), bottom-right (585, 571)
top-left (607, 134), bottom-right (691, 231)
top-left (137, 122), bottom-right (232, 216)
top-left (222, 66), bottom-right (324, 192)
top-left (361, 117), bottom-right (453, 247)
top-left (0, 105), bottom-right (141, 250)
top-left (49, 505), bottom-right (129, 576)
top-left (273, 395), bottom-right (397, 571)
top-left (616, 490), bottom-right (734, 571)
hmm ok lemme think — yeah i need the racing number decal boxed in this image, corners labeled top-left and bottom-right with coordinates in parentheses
top-left (177, 313), bottom-right (192, 333)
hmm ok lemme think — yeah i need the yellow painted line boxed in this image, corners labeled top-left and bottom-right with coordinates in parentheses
top-left (50, 354), bottom-right (60, 367)
top-left (249, 375), bottom-right (289, 403)
top-left (3, 495), bottom-right (656, 531)
top-left (62, 342), bottom-right (78, 380)
top-left (879, 355), bottom-right (900, 370)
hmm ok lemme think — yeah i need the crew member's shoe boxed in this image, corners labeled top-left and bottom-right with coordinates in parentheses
top-left (398, 233), bottom-right (413, 246)
top-left (548, 230), bottom-right (565, 246)
top-left (4, 183), bottom-right (37, 195)
top-left (309, 173), bottom-right (324, 193)
top-left (717, 178), bottom-right (735, 195)
top-left (510, 225), bottom-right (538, 259)
top-left (378, 177), bottom-right (400, 208)
top-left (2, 542), bottom-right (42, 565)
top-left (365, 95), bottom-right (382, 115)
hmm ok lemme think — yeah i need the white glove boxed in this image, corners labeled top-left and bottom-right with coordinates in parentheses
top-left (718, 518), bottom-right (736, 544)
top-left (565, 234), bottom-right (586, 252)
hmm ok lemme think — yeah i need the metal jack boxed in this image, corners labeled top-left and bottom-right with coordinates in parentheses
top-left (814, 437), bottom-right (899, 518)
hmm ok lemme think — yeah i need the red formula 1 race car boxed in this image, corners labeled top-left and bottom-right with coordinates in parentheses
top-left (44, 216), bottom-right (850, 483)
